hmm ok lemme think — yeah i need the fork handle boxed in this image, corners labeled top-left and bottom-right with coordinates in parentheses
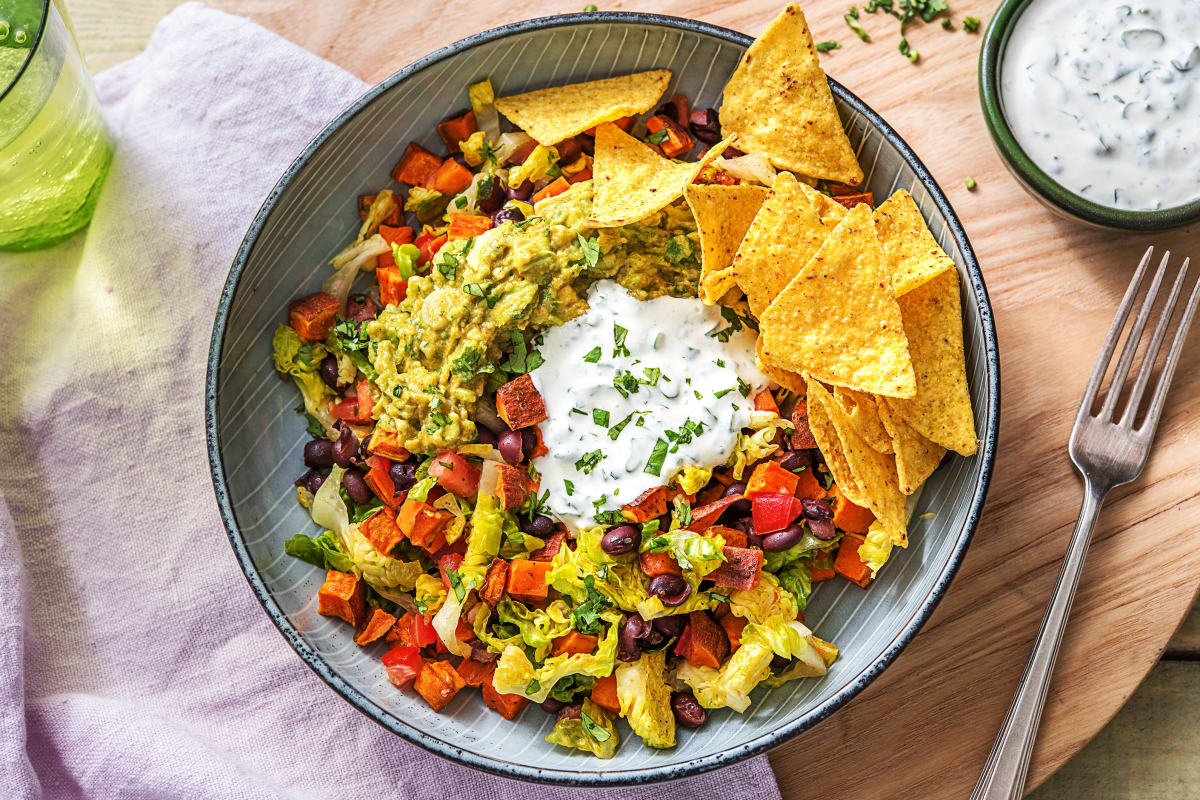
top-left (970, 481), bottom-right (1108, 800)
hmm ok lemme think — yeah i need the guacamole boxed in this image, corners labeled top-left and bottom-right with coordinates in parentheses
top-left (366, 180), bottom-right (701, 454)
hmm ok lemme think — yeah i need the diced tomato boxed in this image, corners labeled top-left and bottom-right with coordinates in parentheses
top-left (751, 493), bottom-right (803, 535)
top-left (438, 552), bottom-right (464, 592)
top-left (329, 395), bottom-right (372, 425)
top-left (381, 645), bottom-right (422, 689)
top-left (428, 450), bottom-right (481, 497)
top-left (355, 379), bottom-right (374, 420)
top-left (414, 231), bottom-right (447, 267)
top-left (407, 612), bottom-right (438, 648)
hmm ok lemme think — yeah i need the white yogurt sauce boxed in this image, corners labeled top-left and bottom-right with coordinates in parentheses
top-left (530, 280), bottom-right (768, 530)
top-left (1000, 0), bottom-right (1200, 211)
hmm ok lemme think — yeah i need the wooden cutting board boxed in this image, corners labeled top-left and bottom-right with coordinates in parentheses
top-left (90, 0), bottom-right (1200, 795)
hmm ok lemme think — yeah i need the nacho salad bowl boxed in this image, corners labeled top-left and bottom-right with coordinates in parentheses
top-left (206, 11), bottom-right (1000, 785)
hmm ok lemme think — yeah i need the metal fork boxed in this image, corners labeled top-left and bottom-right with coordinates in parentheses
top-left (971, 246), bottom-right (1200, 800)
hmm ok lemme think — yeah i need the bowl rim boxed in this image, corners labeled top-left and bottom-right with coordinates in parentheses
top-left (978, 0), bottom-right (1200, 232)
top-left (206, 10), bottom-right (1001, 786)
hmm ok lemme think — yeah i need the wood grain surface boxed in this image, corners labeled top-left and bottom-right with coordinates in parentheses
top-left (67, 1), bottom-right (1200, 796)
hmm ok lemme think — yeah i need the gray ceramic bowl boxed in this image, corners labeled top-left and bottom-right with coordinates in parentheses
top-left (979, 0), bottom-right (1200, 231)
top-left (206, 12), bottom-right (999, 786)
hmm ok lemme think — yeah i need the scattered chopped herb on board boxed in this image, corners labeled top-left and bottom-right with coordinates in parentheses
top-left (816, 40), bottom-right (842, 52)
top-left (965, 177), bottom-right (977, 191)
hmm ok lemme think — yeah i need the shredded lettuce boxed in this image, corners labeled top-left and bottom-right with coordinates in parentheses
top-left (414, 573), bottom-right (446, 614)
top-left (357, 189), bottom-right (398, 243)
top-left (468, 78), bottom-right (501, 142)
top-left (462, 494), bottom-right (508, 582)
top-left (615, 650), bottom-right (675, 749)
top-left (284, 531), bottom-right (354, 573)
top-left (547, 543), bottom-right (647, 613)
top-left (546, 699), bottom-right (619, 758)
top-left (508, 145), bottom-right (559, 188)
top-left (858, 521), bottom-right (894, 577)
top-left (727, 412), bottom-right (793, 479)
top-left (491, 611), bottom-right (620, 702)
top-left (496, 597), bottom-right (572, 660)
top-left (404, 186), bottom-right (451, 223)
top-left (728, 572), bottom-right (799, 626)
top-left (641, 528), bottom-right (725, 576)
top-left (272, 325), bottom-right (336, 434)
top-left (671, 465), bottom-right (712, 495)
top-left (431, 582), bottom-right (473, 657)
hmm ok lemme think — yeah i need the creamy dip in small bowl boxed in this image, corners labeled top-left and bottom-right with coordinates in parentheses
top-left (980, 0), bottom-right (1200, 231)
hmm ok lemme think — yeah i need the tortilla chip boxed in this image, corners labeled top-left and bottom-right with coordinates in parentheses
top-left (797, 181), bottom-right (849, 229)
top-left (719, 5), bottom-right (863, 185)
top-left (875, 189), bottom-right (955, 297)
top-left (804, 382), bottom-right (865, 505)
top-left (685, 183), bottom-right (769, 305)
top-left (808, 381), bottom-right (907, 544)
top-left (876, 396), bottom-right (946, 495)
top-left (890, 268), bottom-right (978, 456)
top-left (755, 336), bottom-right (807, 394)
top-left (759, 204), bottom-right (917, 399)
top-left (731, 172), bottom-right (832, 317)
top-left (833, 387), bottom-right (893, 454)
top-left (588, 123), bottom-right (733, 227)
top-left (494, 70), bottom-right (671, 146)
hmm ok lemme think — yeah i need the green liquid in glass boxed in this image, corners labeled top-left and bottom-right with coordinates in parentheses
top-left (0, 1), bottom-right (113, 251)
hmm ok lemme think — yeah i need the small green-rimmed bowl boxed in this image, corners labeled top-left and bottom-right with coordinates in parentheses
top-left (978, 0), bottom-right (1200, 232)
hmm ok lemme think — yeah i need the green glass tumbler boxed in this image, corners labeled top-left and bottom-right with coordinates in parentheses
top-left (0, 0), bottom-right (112, 251)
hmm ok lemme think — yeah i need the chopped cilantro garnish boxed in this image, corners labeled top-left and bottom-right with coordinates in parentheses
top-left (564, 479), bottom-right (575, 496)
top-left (607, 412), bottom-right (644, 440)
top-left (709, 592), bottom-right (730, 604)
top-left (426, 411), bottom-right (452, 433)
top-left (527, 678), bottom-right (541, 694)
top-left (646, 128), bottom-right (669, 145)
top-left (643, 438), bottom-right (669, 476)
top-left (672, 495), bottom-right (693, 528)
top-left (583, 346), bottom-right (602, 363)
top-left (454, 195), bottom-right (467, 209)
top-left (816, 40), bottom-right (841, 52)
top-left (612, 369), bottom-right (643, 398)
top-left (593, 509), bottom-right (625, 525)
top-left (446, 569), bottom-right (469, 603)
top-left (436, 251), bottom-right (458, 281)
top-left (899, 37), bottom-right (918, 63)
top-left (294, 403), bottom-right (326, 438)
top-left (500, 329), bottom-right (545, 374)
top-left (642, 366), bottom-right (662, 386)
top-left (963, 15), bottom-right (980, 33)
top-left (613, 324), bottom-right (630, 358)
top-left (592, 408), bottom-right (611, 427)
top-left (642, 535), bottom-right (670, 552)
top-left (641, 519), bottom-right (660, 536)
top-left (714, 358), bottom-right (726, 368)
top-left (450, 344), bottom-right (495, 380)
top-left (580, 710), bottom-right (611, 743)
top-left (576, 233), bottom-right (602, 268)
top-left (570, 407), bottom-right (587, 416)
top-left (575, 449), bottom-right (604, 475)
top-left (570, 574), bottom-right (614, 635)
top-left (737, 377), bottom-right (751, 397)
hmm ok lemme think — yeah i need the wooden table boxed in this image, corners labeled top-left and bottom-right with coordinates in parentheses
top-left (68, 1), bottom-right (1200, 796)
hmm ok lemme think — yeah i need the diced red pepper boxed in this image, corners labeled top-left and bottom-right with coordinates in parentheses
top-left (753, 388), bottom-right (780, 414)
top-left (751, 493), bottom-right (803, 534)
top-left (381, 645), bottom-right (422, 689)
top-left (414, 231), bottom-right (447, 267)
top-left (437, 552), bottom-right (465, 592)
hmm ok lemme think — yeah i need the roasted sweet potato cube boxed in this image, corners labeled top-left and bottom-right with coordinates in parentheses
top-left (530, 530), bottom-right (565, 562)
top-left (367, 430), bottom-right (411, 461)
top-left (482, 677), bottom-right (529, 720)
top-left (426, 159), bottom-right (473, 195)
top-left (621, 486), bottom-right (667, 523)
top-left (645, 114), bottom-right (695, 158)
top-left (354, 607), bottom-right (397, 646)
top-left (831, 191), bottom-right (874, 210)
top-left (791, 401), bottom-right (819, 449)
top-left (447, 213), bottom-right (493, 241)
top-left (494, 464), bottom-right (532, 510)
top-left (397, 498), bottom-right (451, 549)
top-left (719, 613), bottom-right (747, 648)
top-left (480, 557), bottom-right (509, 607)
top-left (709, 546), bottom-right (763, 591)
top-left (360, 507), bottom-right (405, 556)
top-left (437, 109), bottom-right (477, 153)
top-left (391, 141), bottom-right (444, 186)
top-left (288, 292), bottom-right (339, 342)
top-left (317, 570), bottom-right (366, 627)
top-left (414, 659), bottom-right (466, 712)
top-left (685, 494), bottom-right (744, 532)
top-left (506, 559), bottom-right (551, 604)
top-left (706, 524), bottom-right (747, 549)
top-left (495, 374), bottom-right (548, 429)
top-left (677, 610), bottom-right (729, 668)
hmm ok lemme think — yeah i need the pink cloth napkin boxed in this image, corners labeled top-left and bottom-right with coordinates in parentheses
top-left (0, 4), bottom-right (783, 798)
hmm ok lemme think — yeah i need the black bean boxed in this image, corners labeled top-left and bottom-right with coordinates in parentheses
top-left (478, 177), bottom-right (506, 214)
top-left (600, 525), bottom-right (638, 555)
top-left (389, 462), bottom-right (417, 492)
top-left (331, 425), bottom-right (359, 468)
top-left (809, 516), bottom-right (837, 541)
top-left (688, 108), bottom-right (721, 144)
top-left (746, 530), bottom-right (764, 549)
top-left (579, 134), bottom-right (595, 156)
top-left (319, 356), bottom-right (340, 389)
top-left (521, 428), bottom-right (539, 459)
top-left (475, 426), bottom-right (497, 446)
top-left (648, 574), bottom-right (691, 607)
top-left (358, 434), bottom-right (372, 459)
top-left (540, 697), bottom-right (566, 714)
top-left (304, 439), bottom-right (334, 469)
top-left (524, 514), bottom-right (555, 538)
top-left (653, 615), bottom-right (686, 638)
top-left (555, 137), bottom-right (583, 165)
top-left (777, 450), bottom-right (806, 472)
top-left (762, 524), bottom-right (804, 552)
top-left (641, 628), bottom-right (667, 649)
top-left (343, 469), bottom-right (372, 505)
top-left (491, 206), bottom-right (525, 225)
top-left (469, 640), bottom-right (500, 663)
top-left (721, 482), bottom-right (752, 517)
top-left (671, 692), bottom-right (707, 728)
top-left (802, 497), bottom-right (834, 520)
top-left (294, 469), bottom-right (326, 494)
top-left (770, 654), bottom-right (791, 672)
top-left (619, 615), bottom-right (649, 662)
top-left (724, 482), bottom-right (747, 498)
top-left (497, 430), bottom-right (524, 465)
top-left (505, 180), bottom-right (533, 201)
top-left (556, 703), bottom-right (582, 722)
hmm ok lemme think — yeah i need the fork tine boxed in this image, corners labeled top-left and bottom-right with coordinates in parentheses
top-left (1140, 259), bottom-right (1199, 437)
top-left (1098, 249), bottom-right (1171, 421)
top-left (1077, 246), bottom-right (1155, 422)
top-left (1120, 256), bottom-right (1190, 426)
